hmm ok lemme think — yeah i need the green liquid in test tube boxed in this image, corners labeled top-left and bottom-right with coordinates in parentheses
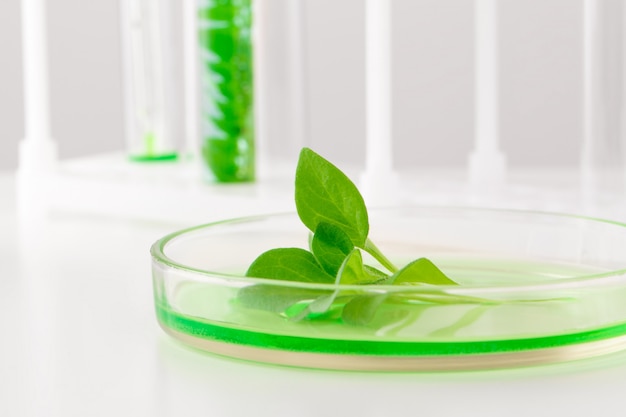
top-left (198, 0), bottom-right (255, 182)
top-left (122, 0), bottom-right (179, 162)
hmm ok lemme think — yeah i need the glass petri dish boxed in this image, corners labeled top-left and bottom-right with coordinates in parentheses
top-left (151, 207), bottom-right (626, 371)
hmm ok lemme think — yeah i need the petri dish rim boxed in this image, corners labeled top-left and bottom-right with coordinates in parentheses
top-left (150, 206), bottom-right (626, 293)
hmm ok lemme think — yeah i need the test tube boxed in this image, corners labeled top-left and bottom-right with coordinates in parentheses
top-left (197, 0), bottom-right (255, 182)
top-left (581, 0), bottom-right (626, 213)
top-left (120, 0), bottom-right (179, 161)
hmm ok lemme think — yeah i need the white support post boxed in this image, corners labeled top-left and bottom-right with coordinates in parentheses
top-left (253, 0), bottom-right (270, 178)
top-left (581, 0), bottom-right (601, 203)
top-left (183, 0), bottom-right (200, 166)
top-left (469, 0), bottom-right (506, 189)
top-left (361, 0), bottom-right (398, 205)
top-left (580, 0), bottom-right (626, 216)
top-left (286, 0), bottom-right (309, 153)
top-left (18, 0), bottom-right (58, 227)
top-left (19, 0), bottom-right (57, 174)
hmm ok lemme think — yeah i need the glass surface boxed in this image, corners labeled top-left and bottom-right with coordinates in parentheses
top-left (151, 207), bottom-right (626, 371)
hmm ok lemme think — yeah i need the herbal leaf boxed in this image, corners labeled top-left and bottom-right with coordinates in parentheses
top-left (295, 148), bottom-right (369, 247)
top-left (429, 305), bottom-right (490, 337)
top-left (391, 257), bottom-right (458, 286)
top-left (362, 265), bottom-right (390, 284)
top-left (394, 292), bottom-right (491, 305)
top-left (237, 285), bottom-right (327, 313)
top-left (289, 249), bottom-right (364, 321)
top-left (335, 249), bottom-right (367, 285)
top-left (286, 295), bottom-right (338, 320)
top-left (311, 222), bottom-right (354, 276)
top-left (246, 248), bottom-right (334, 283)
top-left (342, 294), bottom-right (388, 326)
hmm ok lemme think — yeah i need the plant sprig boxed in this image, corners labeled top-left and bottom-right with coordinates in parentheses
top-left (239, 148), bottom-right (468, 326)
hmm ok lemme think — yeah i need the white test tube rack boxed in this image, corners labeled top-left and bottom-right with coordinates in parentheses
top-left (16, 0), bottom-right (618, 226)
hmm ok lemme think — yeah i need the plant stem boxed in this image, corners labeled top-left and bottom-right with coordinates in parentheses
top-left (363, 239), bottom-right (398, 273)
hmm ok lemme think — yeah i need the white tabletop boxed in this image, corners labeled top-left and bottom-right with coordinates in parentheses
top-left (2, 172), bottom-right (626, 417)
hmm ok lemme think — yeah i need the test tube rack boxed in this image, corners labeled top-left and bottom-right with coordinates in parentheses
top-left (15, 0), bottom-right (626, 227)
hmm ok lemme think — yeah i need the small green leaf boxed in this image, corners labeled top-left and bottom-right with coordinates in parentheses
top-left (245, 248), bottom-right (334, 283)
top-left (342, 294), bottom-right (388, 326)
top-left (429, 305), bottom-right (490, 337)
top-left (295, 148), bottom-right (369, 247)
top-left (237, 285), bottom-right (327, 313)
top-left (311, 222), bottom-right (354, 276)
top-left (335, 249), bottom-right (366, 285)
top-left (287, 295), bottom-right (335, 319)
top-left (390, 257), bottom-right (458, 286)
top-left (393, 292), bottom-right (492, 305)
top-left (289, 249), bottom-right (364, 321)
top-left (362, 265), bottom-right (390, 284)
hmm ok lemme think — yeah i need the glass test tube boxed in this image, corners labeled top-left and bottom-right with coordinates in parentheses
top-left (121, 0), bottom-right (179, 161)
top-left (581, 0), bottom-right (626, 211)
top-left (197, 0), bottom-right (255, 182)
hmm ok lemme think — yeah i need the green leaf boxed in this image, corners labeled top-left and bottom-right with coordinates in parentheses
top-left (295, 148), bottom-right (369, 247)
top-left (237, 285), bottom-right (327, 313)
top-left (390, 257), bottom-right (458, 286)
top-left (245, 248), bottom-right (334, 284)
top-left (342, 294), bottom-right (388, 326)
top-left (393, 292), bottom-right (493, 305)
top-left (285, 295), bottom-right (340, 321)
top-left (428, 305), bottom-right (490, 337)
top-left (311, 222), bottom-right (354, 276)
top-left (335, 249), bottom-right (367, 285)
top-left (289, 249), bottom-right (364, 321)
top-left (310, 224), bottom-right (390, 283)
top-left (362, 265), bottom-right (390, 284)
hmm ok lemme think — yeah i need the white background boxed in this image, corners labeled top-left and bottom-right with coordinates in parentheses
top-left (0, 0), bottom-right (586, 173)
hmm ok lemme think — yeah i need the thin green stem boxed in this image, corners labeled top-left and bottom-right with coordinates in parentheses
top-left (363, 239), bottom-right (398, 274)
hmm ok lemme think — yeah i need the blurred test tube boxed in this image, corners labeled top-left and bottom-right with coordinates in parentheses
top-left (120, 0), bottom-right (180, 162)
top-left (581, 0), bottom-right (626, 213)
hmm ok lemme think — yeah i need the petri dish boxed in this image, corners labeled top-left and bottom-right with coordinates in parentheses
top-left (151, 207), bottom-right (626, 371)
